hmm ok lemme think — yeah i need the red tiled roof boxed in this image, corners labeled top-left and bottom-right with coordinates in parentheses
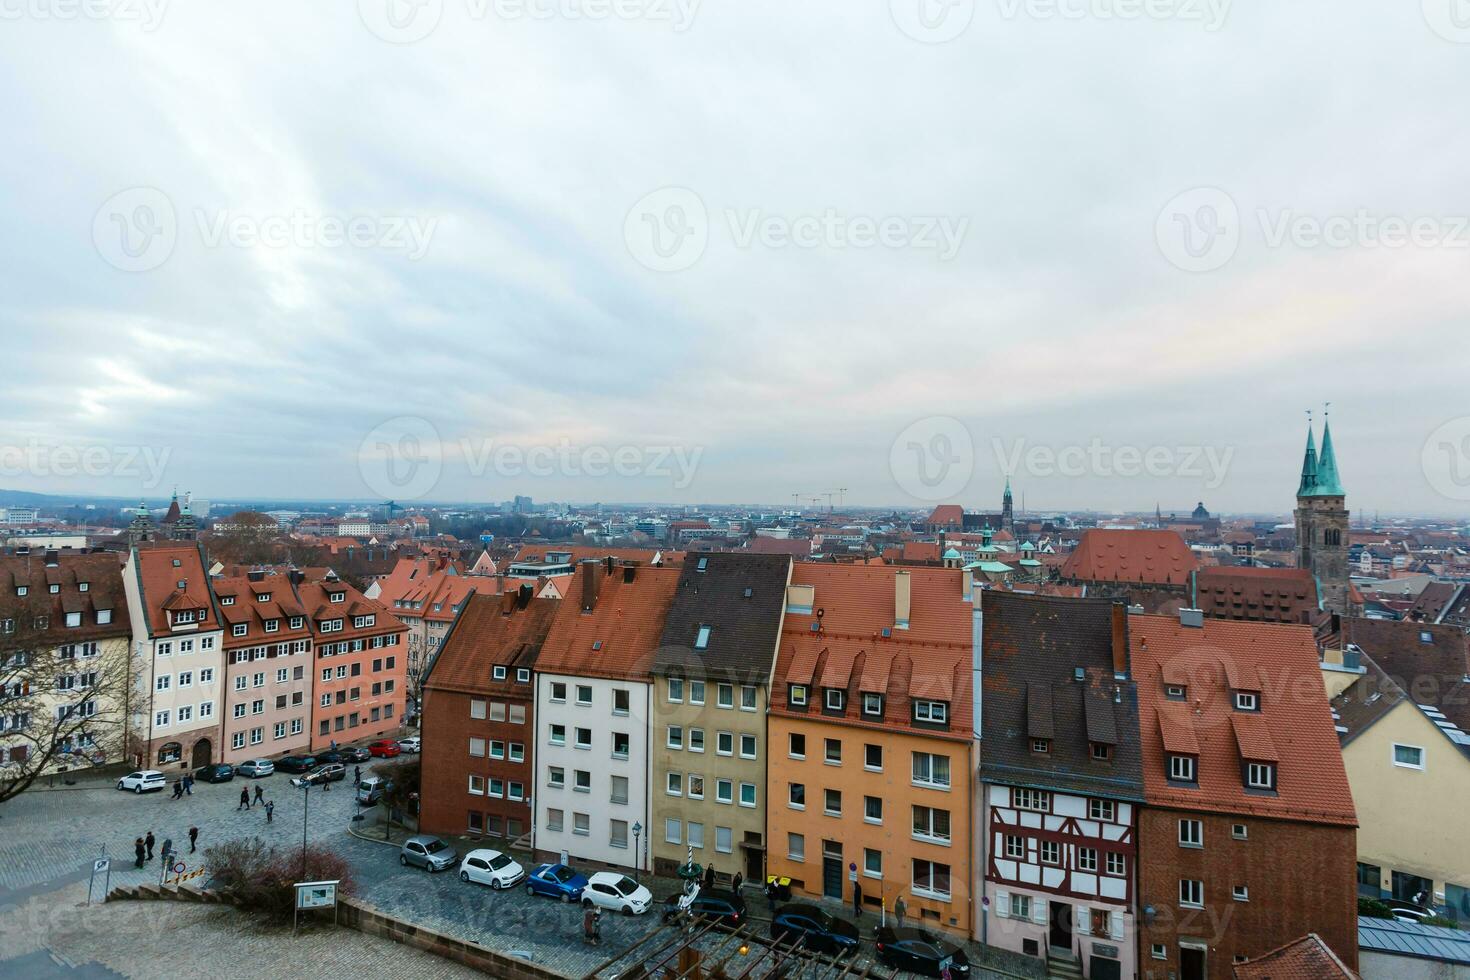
top-left (924, 504), bottom-right (964, 526)
top-left (1061, 529), bottom-right (1198, 586)
top-left (1195, 566), bottom-right (1319, 625)
top-left (1132, 614), bottom-right (1356, 825)
top-left (425, 591), bottom-right (561, 694)
top-left (211, 576), bottom-right (311, 649)
top-left (536, 565), bottom-right (680, 682)
top-left (131, 545), bottom-right (215, 636)
top-left (1232, 933), bottom-right (1355, 979)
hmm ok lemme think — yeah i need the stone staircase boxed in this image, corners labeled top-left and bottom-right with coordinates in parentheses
top-left (1046, 949), bottom-right (1083, 980)
top-left (107, 883), bottom-right (229, 904)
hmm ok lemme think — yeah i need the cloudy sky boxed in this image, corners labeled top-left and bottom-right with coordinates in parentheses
top-left (1, 0), bottom-right (1468, 516)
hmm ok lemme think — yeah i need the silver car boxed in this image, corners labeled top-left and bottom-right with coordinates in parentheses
top-left (236, 759), bottom-right (274, 778)
top-left (399, 835), bottom-right (457, 872)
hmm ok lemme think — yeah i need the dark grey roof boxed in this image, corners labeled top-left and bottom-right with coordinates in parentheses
top-left (979, 591), bottom-right (1144, 801)
top-left (1358, 915), bottom-right (1470, 965)
top-left (652, 553), bottom-right (791, 685)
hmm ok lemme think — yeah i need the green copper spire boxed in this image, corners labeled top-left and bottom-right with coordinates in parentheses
top-left (1296, 425), bottom-right (1318, 497)
top-left (1314, 418), bottom-right (1345, 496)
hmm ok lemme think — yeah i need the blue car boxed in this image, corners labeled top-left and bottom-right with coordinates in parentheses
top-left (524, 863), bottom-right (588, 902)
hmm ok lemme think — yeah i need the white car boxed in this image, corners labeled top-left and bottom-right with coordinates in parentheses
top-left (582, 871), bottom-right (652, 915)
top-left (458, 849), bottom-right (524, 890)
top-left (117, 770), bottom-right (167, 794)
top-left (397, 736), bottom-right (421, 753)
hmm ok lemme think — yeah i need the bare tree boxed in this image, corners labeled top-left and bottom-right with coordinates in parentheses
top-left (0, 615), bottom-right (133, 804)
top-left (204, 511), bottom-right (284, 567)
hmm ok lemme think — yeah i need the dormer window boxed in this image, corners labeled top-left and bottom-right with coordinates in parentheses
top-left (256, 593), bottom-right (271, 602)
top-left (1168, 754), bottom-right (1197, 784)
top-left (1091, 742), bottom-right (1114, 761)
top-left (1032, 738), bottom-right (1051, 755)
top-left (290, 617), bottom-right (304, 629)
top-left (1245, 761), bottom-right (1277, 791)
top-left (1233, 692), bottom-right (1259, 712)
top-left (694, 626), bottom-right (711, 650)
top-left (265, 620), bottom-right (280, 633)
top-left (172, 559), bottom-right (181, 567)
top-left (788, 684), bottom-right (808, 707)
top-left (493, 666), bottom-right (507, 680)
top-left (232, 624), bottom-right (248, 637)
top-left (78, 582), bottom-right (88, 592)
top-left (174, 610), bottom-right (194, 624)
top-left (862, 692), bottom-right (883, 716)
top-left (913, 700), bottom-right (948, 725)
top-left (49, 584), bottom-right (59, 594)
top-left (14, 586), bottom-right (26, 597)
top-left (696, 557), bottom-right (708, 572)
top-left (1165, 684), bottom-right (1187, 700)
top-left (825, 689), bottom-right (845, 712)
top-left (330, 592), bottom-right (345, 603)
top-left (220, 597), bottom-right (235, 606)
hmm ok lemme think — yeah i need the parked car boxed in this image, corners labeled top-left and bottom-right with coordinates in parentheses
top-left (274, 755), bottom-right (317, 774)
top-left (875, 925), bottom-right (971, 977)
top-left (771, 904), bottom-right (860, 956)
top-left (193, 763), bottom-right (234, 784)
top-left (356, 775), bottom-right (385, 805)
top-left (583, 871), bottom-right (652, 915)
top-left (368, 740), bottom-right (401, 758)
top-left (116, 770), bottom-right (167, 794)
top-left (397, 736), bottom-right (421, 753)
top-left (399, 835), bottom-right (457, 872)
top-left (292, 762), bottom-right (346, 788)
top-left (315, 750), bottom-right (347, 765)
top-left (458, 849), bottom-right (524, 889)
top-left (340, 746), bottom-right (371, 763)
top-left (235, 759), bottom-right (274, 778)
top-left (664, 888), bottom-right (747, 928)
top-left (525, 863), bottom-right (588, 902)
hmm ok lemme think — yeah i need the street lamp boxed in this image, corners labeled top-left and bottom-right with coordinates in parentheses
top-left (632, 821), bottom-right (642, 873)
top-left (299, 779), bottom-right (311, 878)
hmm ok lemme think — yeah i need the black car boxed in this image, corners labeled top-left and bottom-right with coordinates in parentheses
top-left (875, 925), bottom-right (971, 977)
top-left (316, 750), bottom-right (347, 765)
top-left (274, 755), bottom-right (317, 774)
top-left (340, 746), bottom-right (371, 763)
top-left (770, 903), bottom-right (860, 956)
top-left (663, 888), bottom-right (747, 928)
top-left (193, 763), bottom-right (234, 783)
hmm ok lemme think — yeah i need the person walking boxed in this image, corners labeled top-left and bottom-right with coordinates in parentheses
top-left (265, 800), bottom-right (275, 823)
top-left (253, 784), bottom-right (264, 805)
top-left (765, 878), bottom-right (777, 912)
top-left (853, 881), bottom-right (863, 919)
top-left (144, 831), bottom-right (155, 861)
top-left (731, 871), bottom-right (743, 893)
top-left (353, 765), bottom-right (361, 787)
top-left (238, 787), bottom-right (250, 810)
top-left (321, 774), bottom-right (330, 792)
top-left (703, 863), bottom-right (716, 892)
top-left (188, 827), bottom-right (199, 853)
top-left (183, 774), bottom-right (193, 795)
top-left (583, 905), bottom-right (599, 945)
top-left (133, 838), bottom-right (145, 869)
top-left (895, 894), bottom-right (907, 928)
top-left (171, 780), bottom-right (183, 800)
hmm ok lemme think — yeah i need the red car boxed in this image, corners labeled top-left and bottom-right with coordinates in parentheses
top-left (368, 740), bottom-right (401, 758)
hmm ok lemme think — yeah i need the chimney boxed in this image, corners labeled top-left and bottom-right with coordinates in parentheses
top-left (581, 560), bottom-right (600, 612)
top-left (1111, 602), bottom-right (1129, 679)
top-left (44, 550), bottom-right (59, 567)
top-left (517, 584), bottom-right (533, 607)
top-left (248, 569), bottom-right (266, 582)
top-left (894, 570), bottom-right (912, 630)
top-left (605, 555), bottom-right (615, 576)
top-left (623, 564), bottom-right (637, 584)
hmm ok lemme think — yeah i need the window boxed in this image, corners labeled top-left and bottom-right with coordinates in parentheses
top-left (469, 775), bottom-right (485, 796)
top-left (548, 766), bottom-right (565, 789)
top-left (1077, 847), bottom-right (1097, 871)
top-left (739, 782), bottom-right (756, 807)
top-left (862, 692), bottom-right (883, 716)
top-left (717, 684), bottom-right (734, 708)
top-left (610, 820), bottom-right (628, 850)
top-left (789, 732), bottom-right (806, 758)
top-left (717, 731), bottom-right (733, 756)
top-left (1165, 684), bottom-right (1186, 699)
top-left (687, 774), bottom-right (704, 799)
top-left (667, 771), bottom-right (683, 796)
top-left (912, 859), bottom-right (951, 899)
top-left (694, 625), bottom-right (711, 649)
top-left (825, 688), bottom-right (845, 711)
top-left (1179, 819), bottom-right (1203, 847)
top-left (1089, 799), bottom-right (1116, 822)
top-left (787, 833), bottom-right (805, 861)
top-left (911, 752), bottom-right (951, 788)
top-left (492, 666), bottom-right (507, 681)
top-left (1233, 884), bottom-right (1249, 902)
top-left (1168, 755), bottom-right (1197, 783)
top-left (864, 848), bottom-right (883, 877)
top-left (667, 678), bottom-right (683, 702)
top-left (1004, 834), bottom-right (1026, 859)
top-left (823, 738), bottom-right (843, 765)
top-left (741, 686), bottom-right (756, 710)
top-left (1180, 879), bottom-right (1204, 908)
top-left (667, 725), bottom-right (683, 749)
top-left (613, 688), bottom-right (629, 715)
top-left (1245, 762), bottom-right (1276, 790)
top-left (739, 733), bottom-right (757, 759)
top-left (689, 680), bottom-right (705, 704)
top-left (1090, 742), bottom-right (1113, 761)
top-left (1151, 944), bottom-right (1167, 960)
top-left (551, 682), bottom-right (567, 702)
top-left (1039, 840), bottom-right (1060, 864)
top-left (788, 782), bottom-right (805, 809)
top-left (665, 818), bottom-right (682, 844)
top-left (913, 700), bottom-right (947, 724)
top-left (517, 668), bottom-right (530, 683)
top-left (469, 737), bottom-right (487, 757)
top-left (1105, 852), bottom-right (1125, 876)
top-left (549, 724), bottom-right (566, 746)
top-left (575, 727), bottom-right (591, 749)
top-left (710, 778), bottom-right (730, 804)
top-left (864, 743), bottom-right (882, 770)
top-left (687, 822), bottom-right (704, 849)
top-left (574, 770), bottom-right (591, 792)
top-left (715, 826), bottom-right (732, 853)
top-left (824, 788), bottom-right (842, 816)
top-left (1031, 738), bottom-right (1050, 755)
top-left (864, 795), bottom-right (882, 823)
top-left (1234, 691), bottom-right (1259, 711)
top-left (1012, 788), bottom-right (1050, 812)
top-left (1232, 823), bottom-right (1248, 840)
top-left (687, 728), bottom-right (704, 753)
top-left (1008, 893), bottom-right (1030, 919)
top-left (1393, 744), bottom-right (1425, 770)
top-left (788, 684), bottom-right (807, 706)
top-left (573, 813), bottom-right (589, 837)
top-left (576, 685), bottom-right (592, 706)
top-left (490, 740), bottom-right (506, 760)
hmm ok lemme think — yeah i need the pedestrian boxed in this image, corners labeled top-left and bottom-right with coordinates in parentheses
top-left (330, 739), bottom-right (337, 752)
top-left (161, 838), bottom-right (173, 864)
top-left (188, 826), bottom-right (199, 853)
top-left (895, 894), bottom-right (907, 928)
top-left (732, 871), bottom-right (743, 893)
top-left (145, 831), bottom-right (155, 861)
top-left (765, 878), bottom-right (777, 912)
top-left (703, 863), bottom-right (716, 892)
top-left (321, 774), bottom-right (330, 792)
top-left (238, 787), bottom-right (250, 810)
top-left (853, 881), bottom-right (863, 918)
top-left (253, 784), bottom-right (264, 805)
top-left (183, 774), bottom-right (193, 795)
top-left (133, 838), bottom-right (145, 869)
top-left (353, 765), bottom-right (361, 787)
top-left (265, 800), bottom-right (275, 823)
top-left (583, 905), bottom-right (598, 945)
top-left (171, 780), bottom-right (183, 800)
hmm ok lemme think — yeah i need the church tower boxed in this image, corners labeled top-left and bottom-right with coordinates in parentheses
top-left (1294, 415), bottom-right (1351, 615)
top-left (1001, 476), bottom-right (1014, 533)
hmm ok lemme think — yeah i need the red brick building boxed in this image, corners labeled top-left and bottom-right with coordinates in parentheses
top-left (419, 587), bottom-right (559, 841)
top-left (298, 574), bottom-right (408, 752)
top-left (1131, 613), bottom-right (1357, 980)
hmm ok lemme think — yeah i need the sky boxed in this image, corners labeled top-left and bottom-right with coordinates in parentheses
top-left (1, 0), bottom-right (1468, 516)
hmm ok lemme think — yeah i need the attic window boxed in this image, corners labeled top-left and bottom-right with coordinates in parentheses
top-left (694, 626), bottom-right (711, 650)
top-left (14, 586), bottom-right (25, 597)
top-left (1420, 631), bottom-right (1433, 644)
top-left (220, 597), bottom-right (235, 606)
top-left (788, 684), bottom-right (808, 707)
top-left (825, 689), bottom-right (845, 711)
top-left (742, 588), bottom-right (753, 599)
top-left (862, 693), bottom-right (883, 716)
top-left (493, 666), bottom-right (507, 680)
top-left (331, 592), bottom-right (345, 603)
top-left (176, 580), bottom-right (186, 589)
top-left (1090, 742), bottom-right (1113, 761)
top-left (256, 593), bottom-right (270, 602)
top-left (696, 558), bottom-right (708, 572)
top-left (1233, 692), bottom-right (1259, 712)
top-left (78, 582), bottom-right (88, 592)
top-left (1165, 684), bottom-right (1187, 700)
top-left (49, 584), bottom-right (59, 594)
top-left (1031, 738), bottom-right (1051, 755)
top-left (592, 640), bottom-right (603, 651)
top-left (172, 559), bottom-right (181, 567)
top-left (1245, 762), bottom-right (1276, 791)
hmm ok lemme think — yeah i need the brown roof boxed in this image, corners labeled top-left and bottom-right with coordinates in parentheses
top-left (1337, 618), bottom-right (1470, 752)
top-left (924, 504), bottom-right (964, 527)
top-left (0, 552), bottom-right (130, 642)
top-left (1195, 566), bottom-right (1319, 625)
top-left (130, 544), bottom-right (216, 637)
top-left (1061, 529), bottom-right (1198, 586)
top-left (424, 590), bottom-right (561, 694)
top-left (292, 578), bottom-right (406, 644)
top-left (211, 575), bottom-right (311, 649)
top-left (536, 565), bottom-right (680, 682)
top-left (1132, 614), bottom-right (1356, 826)
top-left (1232, 933), bottom-right (1356, 979)
top-left (654, 554), bottom-right (791, 684)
